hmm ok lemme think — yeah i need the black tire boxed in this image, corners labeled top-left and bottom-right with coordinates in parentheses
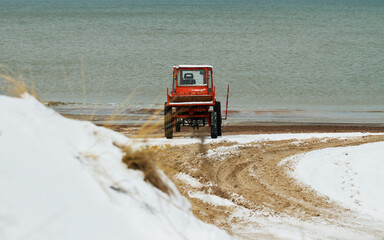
top-left (175, 119), bottom-right (181, 132)
top-left (211, 111), bottom-right (218, 139)
top-left (164, 103), bottom-right (173, 139)
top-left (214, 101), bottom-right (222, 136)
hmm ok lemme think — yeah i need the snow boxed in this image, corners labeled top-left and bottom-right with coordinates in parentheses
top-left (189, 192), bottom-right (236, 207)
top-left (145, 132), bottom-right (382, 146)
top-left (0, 94), bottom-right (230, 240)
top-left (2, 93), bottom-right (384, 240)
top-left (292, 142), bottom-right (384, 222)
top-left (228, 206), bottom-right (373, 240)
top-left (175, 172), bottom-right (204, 189)
top-left (206, 145), bottom-right (242, 160)
top-left (183, 185), bottom-right (380, 239)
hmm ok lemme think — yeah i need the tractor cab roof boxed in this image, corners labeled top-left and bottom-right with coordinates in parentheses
top-left (174, 65), bottom-right (213, 69)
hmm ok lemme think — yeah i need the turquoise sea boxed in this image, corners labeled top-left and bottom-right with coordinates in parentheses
top-left (1, 0), bottom-right (383, 124)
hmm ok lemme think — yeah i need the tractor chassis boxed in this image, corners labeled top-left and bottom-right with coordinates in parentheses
top-left (175, 106), bottom-right (210, 129)
top-left (164, 102), bottom-right (221, 139)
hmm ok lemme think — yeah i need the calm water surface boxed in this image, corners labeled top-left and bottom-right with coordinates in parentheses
top-left (1, 1), bottom-right (383, 123)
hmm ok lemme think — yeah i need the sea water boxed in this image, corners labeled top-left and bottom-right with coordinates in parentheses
top-left (1, 0), bottom-right (383, 124)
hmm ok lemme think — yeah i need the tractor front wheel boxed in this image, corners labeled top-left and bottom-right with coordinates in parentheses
top-left (164, 104), bottom-right (173, 139)
top-left (210, 111), bottom-right (218, 139)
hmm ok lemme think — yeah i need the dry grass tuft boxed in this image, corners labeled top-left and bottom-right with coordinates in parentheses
top-left (118, 144), bottom-right (173, 195)
top-left (134, 108), bottom-right (163, 138)
top-left (0, 74), bottom-right (34, 98)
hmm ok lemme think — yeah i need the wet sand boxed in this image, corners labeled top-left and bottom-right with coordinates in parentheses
top-left (105, 123), bottom-right (384, 138)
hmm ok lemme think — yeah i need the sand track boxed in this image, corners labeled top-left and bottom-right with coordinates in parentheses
top-left (153, 134), bottom-right (384, 238)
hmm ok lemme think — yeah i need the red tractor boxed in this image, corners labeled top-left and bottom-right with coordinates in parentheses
top-left (164, 65), bottom-right (229, 139)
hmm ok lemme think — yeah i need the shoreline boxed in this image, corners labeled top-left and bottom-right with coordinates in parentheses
top-left (57, 106), bottom-right (384, 126)
top-left (59, 110), bottom-right (384, 136)
top-left (104, 123), bottom-right (384, 138)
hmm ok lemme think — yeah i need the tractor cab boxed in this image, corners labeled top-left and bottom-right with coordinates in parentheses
top-left (169, 65), bottom-right (214, 103)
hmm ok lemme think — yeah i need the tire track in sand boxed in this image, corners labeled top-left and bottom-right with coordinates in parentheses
top-left (154, 134), bottom-right (384, 238)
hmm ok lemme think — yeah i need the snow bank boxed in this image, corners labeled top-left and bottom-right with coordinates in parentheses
top-left (292, 142), bottom-right (384, 222)
top-left (0, 94), bottom-right (230, 240)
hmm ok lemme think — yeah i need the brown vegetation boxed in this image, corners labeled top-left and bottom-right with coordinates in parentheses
top-left (119, 144), bottom-right (172, 195)
top-left (0, 74), bottom-right (33, 98)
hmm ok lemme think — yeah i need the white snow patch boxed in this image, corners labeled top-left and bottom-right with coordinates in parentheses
top-left (291, 142), bottom-right (384, 222)
top-left (189, 192), bottom-right (236, 207)
top-left (144, 132), bottom-right (383, 147)
top-left (291, 140), bottom-right (305, 146)
top-left (175, 173), bottom-right (204, 188)
top-left (206, 145), bottom-right (242, 160)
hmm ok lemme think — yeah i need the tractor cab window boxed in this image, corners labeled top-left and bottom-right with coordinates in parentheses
top-left (178, 70), bottom-right (206, 86)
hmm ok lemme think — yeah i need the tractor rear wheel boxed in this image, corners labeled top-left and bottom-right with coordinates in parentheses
top-left (164, 104), bottom-right (173, 139)
top-left (214, 101), bottom-right (222, 136)
top-left (210, 111), bottom-right (218, 139)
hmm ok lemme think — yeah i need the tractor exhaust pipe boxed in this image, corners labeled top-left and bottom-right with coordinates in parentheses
top-left (222, 84), bottom-right (229, 120)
